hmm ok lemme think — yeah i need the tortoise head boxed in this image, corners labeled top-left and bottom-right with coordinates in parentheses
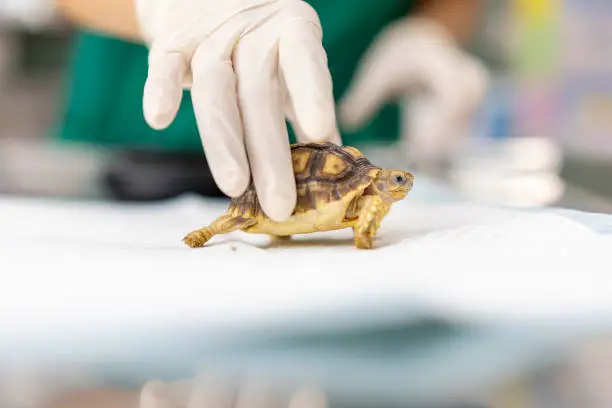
top-left (372, 169), bottom-right (414, 202)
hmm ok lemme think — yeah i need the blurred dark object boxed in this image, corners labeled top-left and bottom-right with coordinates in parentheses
top-left (561, 157), bottom-right (612, 203)
top-left (18, 30), bottom-right (71, 76)
top-left (103, 150), bottom-right (225, 201)
top-left (0, 29), bottom-right (72, 142)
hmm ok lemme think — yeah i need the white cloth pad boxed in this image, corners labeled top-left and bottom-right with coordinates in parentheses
top-left (1, 177), bottom-right (612, 404)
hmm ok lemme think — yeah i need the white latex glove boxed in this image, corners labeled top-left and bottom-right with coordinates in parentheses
top-left (134, 0), bottom-right (340, 221)
top-left (140, 378), bottom-right (327, 408)
top-left (340, 17), bottom-right (489, 166)
top-left (0, 0), bottom-right (57, 29)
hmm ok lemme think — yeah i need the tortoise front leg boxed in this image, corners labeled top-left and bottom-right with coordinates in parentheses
top-left (183, 215), bottom-right (255, 248)
top-left (353, 196), bottom-right (390, 249)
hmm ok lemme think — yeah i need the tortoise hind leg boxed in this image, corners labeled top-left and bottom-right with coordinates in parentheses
top-left (183, 215), bottom-right (255, 248)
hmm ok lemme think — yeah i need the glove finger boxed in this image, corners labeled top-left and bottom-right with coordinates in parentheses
top-left (191, 45), bottom-right (250, 198)
top-left (282, 83), bottom-right (342, 147)
top-left (279, 18), bottom-right (340, 145)
top-left (283, 89), bottom-right (308, 143)
top-left (427, 53), bottom-right (489, 127)
top-left (279, 76), bottom-right (305, 140)
top-left (234, 38), bottom-right (296, 222)
top-left (454, 56), bottom-right (490, 119)
top-left (338, 40), bottom-right (401, 131)
top-left (143, 48), bottom-right (187, 130)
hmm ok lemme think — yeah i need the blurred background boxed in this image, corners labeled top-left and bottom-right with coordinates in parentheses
top-left (3, 1), bottom-right (612, 408)
top-left (2, 0), bottom-right (612, 210)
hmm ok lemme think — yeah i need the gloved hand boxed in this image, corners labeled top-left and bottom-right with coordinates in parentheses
top-left (134, 0), bottom-right (340, 222)
top-left (339, 17), bottom-right (489, 166)
top-left (140, 378), bottom-right (327, 408)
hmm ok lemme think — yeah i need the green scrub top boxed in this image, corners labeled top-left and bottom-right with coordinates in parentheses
top-left (55, 0), bottom-right (415, 153)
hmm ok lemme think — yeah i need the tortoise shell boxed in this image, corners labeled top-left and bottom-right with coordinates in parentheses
top-left (230, 142), bottom-right (381, 217)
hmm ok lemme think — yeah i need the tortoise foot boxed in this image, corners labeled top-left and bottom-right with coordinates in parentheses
top-left (183, 229), bottom-right (214, 248)
top-left (354, 234), bottom-right (373, 250)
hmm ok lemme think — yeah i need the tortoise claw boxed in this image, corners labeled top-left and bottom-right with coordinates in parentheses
top-left (183, 229), bottom-right (213, 248)
top-left (354, 234), bottom-right (373, 250)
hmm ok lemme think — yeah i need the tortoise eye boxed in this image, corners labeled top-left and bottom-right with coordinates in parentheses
top-left (394, 174), bottom-right (405, 184)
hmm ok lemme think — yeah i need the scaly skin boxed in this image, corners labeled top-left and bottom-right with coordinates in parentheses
top-left (352, 195), bottom-right (391, 249)
top-left (182, 166), bottom-right (412, 249)
top-left (183, 193), bottom-right (394, 249)
top-left (183, 216), bottom-right (255, 248)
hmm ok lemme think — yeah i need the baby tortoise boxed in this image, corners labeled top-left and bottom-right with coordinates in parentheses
top-left (183, 142), bottom-right (414, 249)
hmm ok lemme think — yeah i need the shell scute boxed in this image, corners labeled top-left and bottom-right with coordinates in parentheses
top-left (230, 142), bottom-right (380, 216)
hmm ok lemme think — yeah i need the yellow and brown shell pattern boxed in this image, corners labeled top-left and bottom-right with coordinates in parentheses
top-left (229, 142), bottom-right (381, 218)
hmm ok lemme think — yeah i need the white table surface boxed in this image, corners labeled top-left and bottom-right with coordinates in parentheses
top-left (2, 174), bottom-right (612, 405)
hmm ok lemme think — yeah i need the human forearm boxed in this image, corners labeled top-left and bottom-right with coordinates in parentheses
top-left (55, 0), bottom-right (141, 41)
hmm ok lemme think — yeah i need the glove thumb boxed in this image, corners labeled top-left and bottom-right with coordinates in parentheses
top-left (338, 41), bottom-right (408, 130)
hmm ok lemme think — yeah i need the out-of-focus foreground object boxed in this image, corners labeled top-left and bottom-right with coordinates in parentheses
top-left (140, 378), bottom-right (327, 408)
top-left (0, 364), bottom-right (99, 408)
top-left (1, 181), bottom-right (612, 406)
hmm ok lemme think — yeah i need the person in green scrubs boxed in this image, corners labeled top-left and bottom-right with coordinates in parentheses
top-left (55, 0), bottom-right (486, 206)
